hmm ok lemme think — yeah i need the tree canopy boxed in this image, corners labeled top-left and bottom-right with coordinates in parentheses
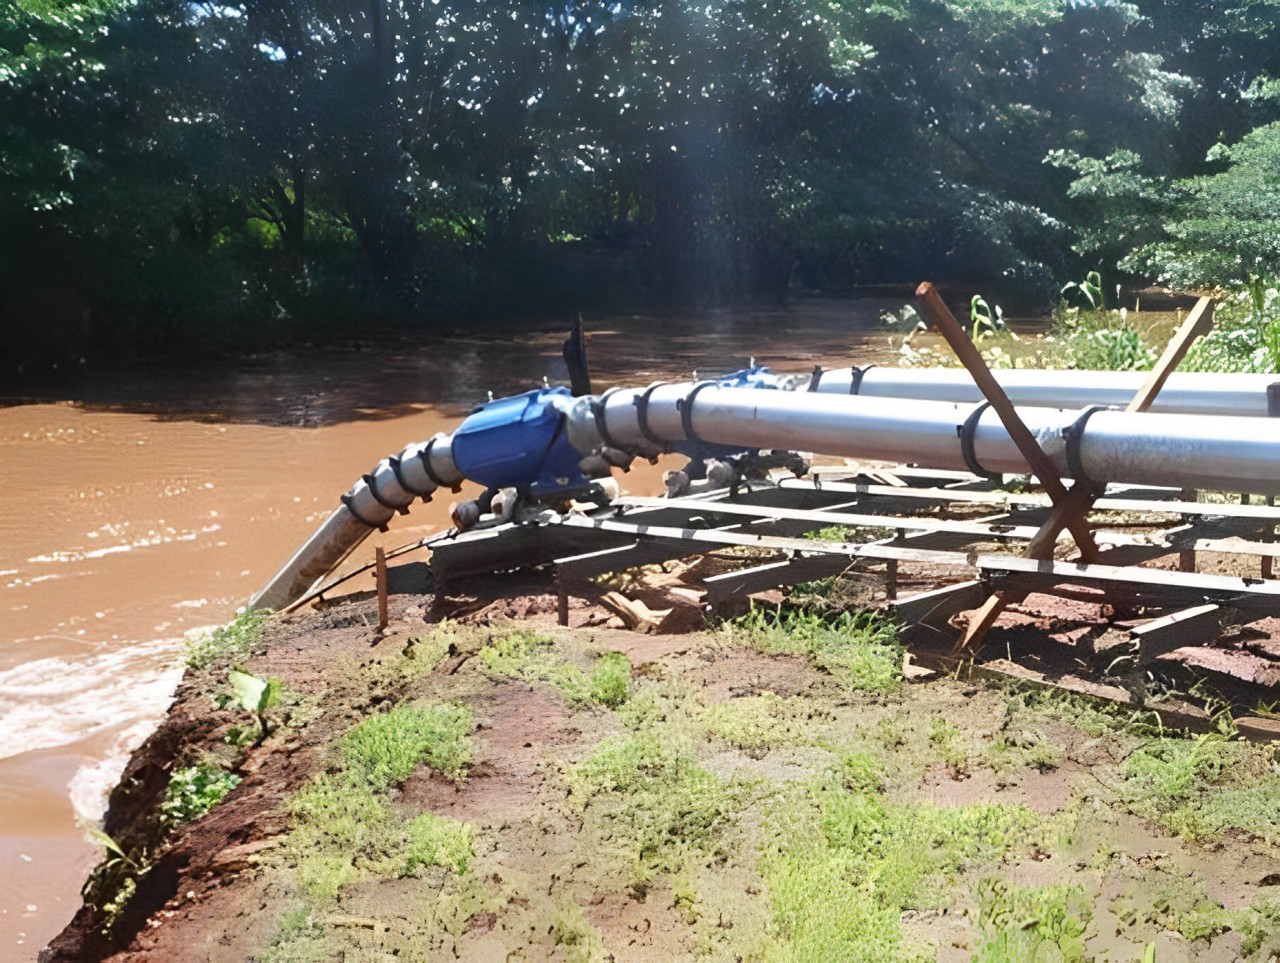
top-left (5, 0), bottom-right (1280, 370)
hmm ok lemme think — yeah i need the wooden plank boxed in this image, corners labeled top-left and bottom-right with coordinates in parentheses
top-left (778, 479), bottom-right (1280, 521)
top-left (1130, 604), bottom-right (1226, 667)
top-left (976, 554), bottom-right (1280, 597)
top-left (891, 580), bottom-right (987, 627)
top-left (554, 513), bottom-right (975, 567)
top-left (916, 281), bottom-right (1098, 556)
top-left (702, 555), bottom-right (855, 602)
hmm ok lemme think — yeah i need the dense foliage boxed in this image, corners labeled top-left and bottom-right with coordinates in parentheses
top-left (5, 0), bottom-right (1280, 370)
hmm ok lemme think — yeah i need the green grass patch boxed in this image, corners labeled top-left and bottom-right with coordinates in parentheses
top-left (340, 702), bottom-right (474, 789)
top-left (587, 651), bottom-right (632, 708)
top-left (479, 630), bottom-right (631, 708)
top-left (566, 733), bottom-right (739, 882)
top-left (287, 774), bottom-right (474, 903)
top-left (725, 605), bottom-right (903, 695)
top-left (158, 763), bottom-right (241, 827)
top-left (1119, 731), bottom-right (1280, 844)
top-left (761, 751), bottom-right (1039, 961)
top-left (703, 692), bottom-right (827, 751)
top-left (186, 609), bottom-right (270, 669)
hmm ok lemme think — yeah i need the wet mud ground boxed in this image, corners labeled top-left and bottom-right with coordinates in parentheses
top-left (40, 556), bottom-right (1280, 963)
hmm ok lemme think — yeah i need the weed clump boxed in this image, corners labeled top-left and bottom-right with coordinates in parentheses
top-left (726, 605), bottom-right (903, 695)
top-left (973, 878), bottom-right (1091, 962)
top-left (587, 651), bottom-right (632, 708)
top-left (1120, 731), bottom-right (1280, 844)
top-left (158, 763), bottom-right (241, 826)
top-left (762, 752), bottom-right (1039, 961)
top-left (480, 629), bottom-right (631, 709)
top-left (340, 702), bottom-right (474, 789)
top-left (280, 701), bottom-right (478, 905)
top-left (567, 733), bottom-right (738, 881)
top-left (186, 609), bottom-right (269, 669)
top-left (703, 691), bottom-right (827, 751)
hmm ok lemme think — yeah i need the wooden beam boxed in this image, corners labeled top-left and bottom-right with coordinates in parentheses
top-left (1129, 296), bottom-right (1215, 411)
top-left (915, 281), bottom-right (1099, 557)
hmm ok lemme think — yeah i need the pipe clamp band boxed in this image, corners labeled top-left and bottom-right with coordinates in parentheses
top-left (340, 492), bottom-right (387, 531)
top-left (593, 387), bottom-right (625, 450)
top-left (676, 381), bottom-right (718, 447)
top-left (418, 435), bottom-right (449, 488)
top-left (362, 473), bottom-right (407, 514)
top-left (1062, 404), bottom-right (1111, 488)
top-left (849, 364), bottom-right (876, 395)
top-left (958, 401), bottom-right (1001, 480)
top-left (389, 455), bottom-right (430, 498)
top-left (633, 382), bottom-right (672, 451)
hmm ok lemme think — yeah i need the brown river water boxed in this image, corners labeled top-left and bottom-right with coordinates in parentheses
top-left (3, 293), bottom-right (1119, 956)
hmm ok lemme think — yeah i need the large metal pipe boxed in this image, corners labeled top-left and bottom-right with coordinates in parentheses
top-left (249, 434), bottom-right (463, 611)
top-left (812, 367), bottom-right (1280, 416)
top-left (569, 383), bottom-right (1280, 494)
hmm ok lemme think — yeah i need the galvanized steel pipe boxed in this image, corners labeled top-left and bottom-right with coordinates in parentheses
top-left (813, 367), bottom-right (1280, 416)
top-left (569, 384), bottom-right (1280, 495)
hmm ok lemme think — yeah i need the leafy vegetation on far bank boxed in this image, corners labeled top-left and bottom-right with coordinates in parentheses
top-left (11, 1), bottom-right (1280, 370)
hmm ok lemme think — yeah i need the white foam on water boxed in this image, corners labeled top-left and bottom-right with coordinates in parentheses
top-left (67, 716), bottom-right (171, 825)
top-left (0, 636), bottom-right (186, 764)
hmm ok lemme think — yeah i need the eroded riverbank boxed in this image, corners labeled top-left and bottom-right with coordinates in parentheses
top-left (42, 570), bottom-right (1280, 961)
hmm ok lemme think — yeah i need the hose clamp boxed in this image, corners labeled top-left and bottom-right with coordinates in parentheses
top-left (849, 364), bottom-right (876, 395)
top-left (957, 401), bottom-right (1002, 480)
top-left (676, 381), bottom-right (718, 447)
top-left (633, 382), bottom-right (672, 452)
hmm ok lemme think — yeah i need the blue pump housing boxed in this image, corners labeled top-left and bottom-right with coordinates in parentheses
top-left (450, 387), bottom-right (588, 496)
top-left (450, 368), bottom-right (781, 497)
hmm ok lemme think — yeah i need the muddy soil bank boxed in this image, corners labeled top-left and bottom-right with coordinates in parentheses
top-left (43, 572), bottom-right (1280, 962)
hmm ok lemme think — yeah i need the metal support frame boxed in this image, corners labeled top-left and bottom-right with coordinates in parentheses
top-left (914, 284), bottom-right (1217, 656)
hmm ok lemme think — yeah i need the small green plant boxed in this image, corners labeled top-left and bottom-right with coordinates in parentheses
top-left (287, 775), bottom-right (475, 903)
top-left (219, 669), bottom-right (282, 746)
top-left (82, 829), bottom-right (150, 934)
top-left (340, 702), bottom-right (474, 789)
top-left (1069, 321), bottom-right (1155, 371)
top-left (159, 764), bottom-right (242, 826)
top-left (587, 651), bottom-right (632, 708)
top-left (970, 294), bottom-right (1008, 340)
top-left (480, 630), bottom-right (629, 709)
top-left (761, 753), bottom-right (1038, 961)
top-left (403, 811), bottom-right (476, 874)
top-left (973, 879), bottom-right (1091, 962)
top-left (186, 609), bottom-right (269, 669)
top-left (1060, 270), bottom-right (1106, 310)
top-left (1119, 730), bottom-right (1280, 843)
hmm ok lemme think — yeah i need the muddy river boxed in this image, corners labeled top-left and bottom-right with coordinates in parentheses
top-left (4, 297), bottom-right (965, 955)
